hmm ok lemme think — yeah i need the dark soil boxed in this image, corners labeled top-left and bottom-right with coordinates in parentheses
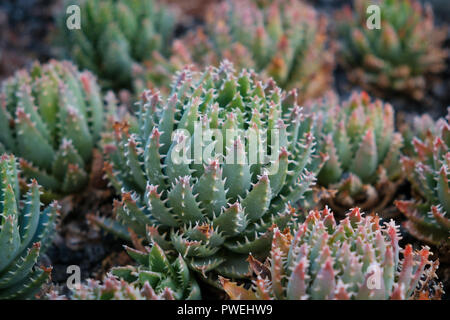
top-left (42, 187), bottom-right (130, 297)
top-left (0, 0), bottom-right (59, 81)
top-left (40, 150), bottom-right (134, 296)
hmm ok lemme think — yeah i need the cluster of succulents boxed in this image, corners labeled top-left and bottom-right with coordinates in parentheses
top-left (0, 154), bottom-right (59, 299)
top-left (97, 61), bottom-right (319, 280)
top-left (0, 0), bottom-right (449, 302)
top-left (0, 60), bottom-right (105, 199)
top-left (336, 0), bottom-right (448, 100)
top-left (135, 0), bottom-right (334, 102)
top-left (57, 0), bottom-right (176, 90)
top-left (396, 111), bottom-right (449, 246)
top-left (304, 91), bottom-right (403, 214)
top-left (62, 243), bottom-right (200, 300)
top-left (221, 207), bottom-right (441, 300)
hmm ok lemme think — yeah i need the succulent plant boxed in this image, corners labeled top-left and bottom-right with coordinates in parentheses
top-left (0, 60), bottom-right (105, 199)
top-left (66, 243), bottom-right (200, 300)
top-left (0, 154), bottom-right (59, 299)
top-left (304, 91), bottom-right (403, 214)
top-left (98, 61), bottom-right (319, 279)
top-left (57, 0), bottom-right (176, 90)
top-left (57, 275), bottom-right (165, 300)
top-left (135, 0), bottom-right (334, 102)
top-left (399, 112), bottom-right (437, 156)
top-left (395, 111), bottom-right (449, 245)
top-left (336, 0), bottom-right (447, 100)
top-left (221, 207), bottom-right (441, 300)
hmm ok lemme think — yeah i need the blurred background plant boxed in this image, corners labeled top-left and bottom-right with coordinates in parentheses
top-left (135, 0), bottom-right (335, 102)
top-left (0, 60), bottom-right (106, 200)
top-left (55, 0), bottom-right (177, 91)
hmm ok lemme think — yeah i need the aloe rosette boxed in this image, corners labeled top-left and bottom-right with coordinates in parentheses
top-left (221, 207), bottom-right (441, 300)
top-left (0, 60), bottom-right (105, 199)
top-left (336, 0), bottom-right (447, 100)
top-left (304, 91), bottom-right (403, 214)
top-left (0, 154), bottom-right (59, 299)
top-left (395, 111), bottom-right (450, 245)
top-left (57, 0), bottom-right (177, 90)
top-left (136, 0), bottom-right (334, 102)
top-left (98, 61), bottom-right (319, 279)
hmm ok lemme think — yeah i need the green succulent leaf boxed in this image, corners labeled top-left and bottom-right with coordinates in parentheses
top-left (0, 155), bottom-right (58, 299)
